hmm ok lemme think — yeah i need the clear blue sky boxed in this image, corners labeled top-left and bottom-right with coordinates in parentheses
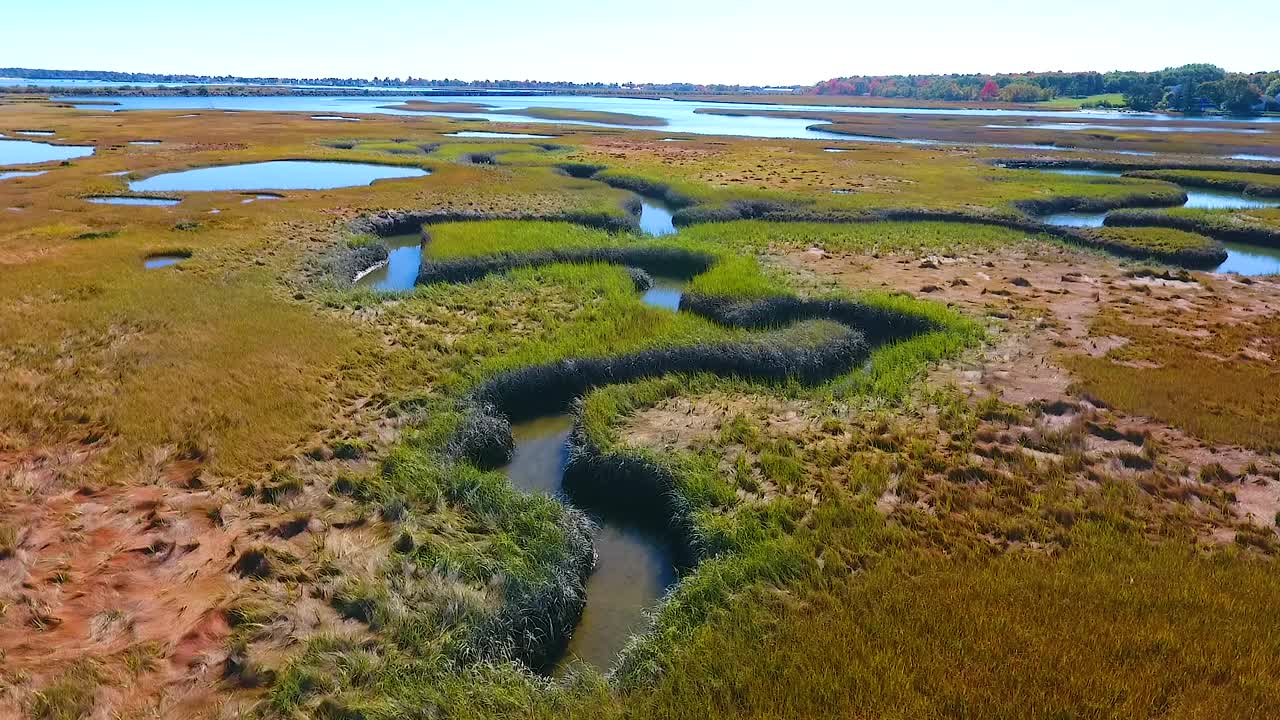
top-left (4, 0), bottom-right (1277, 84)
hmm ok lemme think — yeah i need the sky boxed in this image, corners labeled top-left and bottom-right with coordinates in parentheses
top-left (4, 0), bottom-right (1278, 85)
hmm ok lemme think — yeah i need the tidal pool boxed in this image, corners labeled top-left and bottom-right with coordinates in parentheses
top-left (987, 122), bottom-right (1266, 135)
top-left (144, 254), bottom-right (188, 269)
top-left (240, 193), bottom-right (283, 203)
top-left (1183, 189), bottom-right (1275, 210)
top-left (311, 115), bottom-right (360, 122)
top-left (503, 415), bottom-right (677, 675)
top-left (128, 160), bottom-right (429, 192)
top-left (355, 233), bottom-right (422, 291)
top-left (1042, 212), bottom-right (1107, 227)
top-left (0, 139), bottom-right (95, 165)
top-left (1216, 242), bottom-right (1280, 275)
top-left (638, 197), bottom-right (677, 236)
top-left (1038, 167), bottom-right (1116, 177)
top-left (1036, 167), bottom-right (1280, 274)
top-left (87, 196), bottom-right (180, 206)
top-left (1227, 154), bottom-right (1280, 162)
top-left (444, 130), bottom-right (557, 139)
top-left (16, 130), bottom-right (55, 136)
top-left (129, 140), bottom-right (162, 145)
top-left (0, 170), bottom-right (45, 181)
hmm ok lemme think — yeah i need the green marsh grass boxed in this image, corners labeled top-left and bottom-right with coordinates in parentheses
top-left (1091, 226), bottom-right (1223, 255)
top-left (8, 102), bottom-right (1278, 720)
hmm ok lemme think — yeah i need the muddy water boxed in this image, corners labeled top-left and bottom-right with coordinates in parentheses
top-left (355, 233), bottom-right (423, 291)
top-left (503, 415), bottom-right (676, 675)
top-left (497, 274), bottom-right (688, 673)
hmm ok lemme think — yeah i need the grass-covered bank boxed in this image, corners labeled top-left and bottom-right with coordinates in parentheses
top-left (1105, 207), bottom-right (1280, 248)
top-left (631, 530), bottom-right (1280, 720)
top-left (1125, 168), bottom-right (1280, 198)
top-left (1083, 226), bottom-right (1227, 267)
top-left (245, 216), bottom-right (982, 717)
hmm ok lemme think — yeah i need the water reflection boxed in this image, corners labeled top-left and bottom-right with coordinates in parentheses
top-left (129, 160), bottom-right (429, 191)
top-left (355, 233), bottom-right (423, 291)
top-left (87, 196), bottom-right (180, 206)
top-left (0, 139), bottom-right (95, 165)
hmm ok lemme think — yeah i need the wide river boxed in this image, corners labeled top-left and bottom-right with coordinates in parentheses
top-left (57, 93), bottom-right (1280, 143)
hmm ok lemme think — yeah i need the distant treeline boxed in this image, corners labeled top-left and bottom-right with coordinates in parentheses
top-left (814, 64), bottom-right (1280, 113)
top-left (0, 67), bottom-right (800, 94)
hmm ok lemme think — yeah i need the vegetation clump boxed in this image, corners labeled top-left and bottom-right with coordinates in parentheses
top-left (1084, 226), bottom-right (1227, 267)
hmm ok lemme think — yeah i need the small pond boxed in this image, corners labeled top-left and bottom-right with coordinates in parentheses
top-left (241, 193), bottom-right (283, 204)
top-left (1042, 212), bottom-right (1107, 228)
top-left (0, 139), bottom-right (95, 165)
top-left (0, 170), bottom-right (45, 181)
top-left (311, 115), bottom-right (360, 122)
top-left (355, 233), bottom-right (423, 291)
top-left (87, 196), bottom-right (180, 206)
top-left (503, 415), bottom-right (677, 675)
top-left (144, 254), bottom-right (188, 269)
top-left (129, 140), bottom-right (162, 145)
top-left (1227, 154), bottom-right (1280, 163)
top-left (16, 130), bottom-right (55, 136)
top-left (128, 160), bottom-right (429, 192)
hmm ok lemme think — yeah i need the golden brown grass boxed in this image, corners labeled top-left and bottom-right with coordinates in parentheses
top-left (1067, 310), bottom-right (1280, 449)
top-left (631, 534), bottom-right (1280, 720)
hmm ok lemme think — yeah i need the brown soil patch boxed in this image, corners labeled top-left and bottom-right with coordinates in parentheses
top-left (624, 393), bottom-right (816, 453)
top-left (0, 444), bottom-right (247, 718)
top-left (776, 244), bottom-right (1280, 534)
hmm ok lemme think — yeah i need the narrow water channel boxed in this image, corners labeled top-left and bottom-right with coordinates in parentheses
top-left (641, 275), bottom-right (685, 309)
top-left (637, 194), bottom-right (678, 236)
top-left (1036, 168), bottom-right (1280, 275)
top-left (355, 233), bottom-right (423, 291)
top-left (499, 275), bottom-right (686, 675)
